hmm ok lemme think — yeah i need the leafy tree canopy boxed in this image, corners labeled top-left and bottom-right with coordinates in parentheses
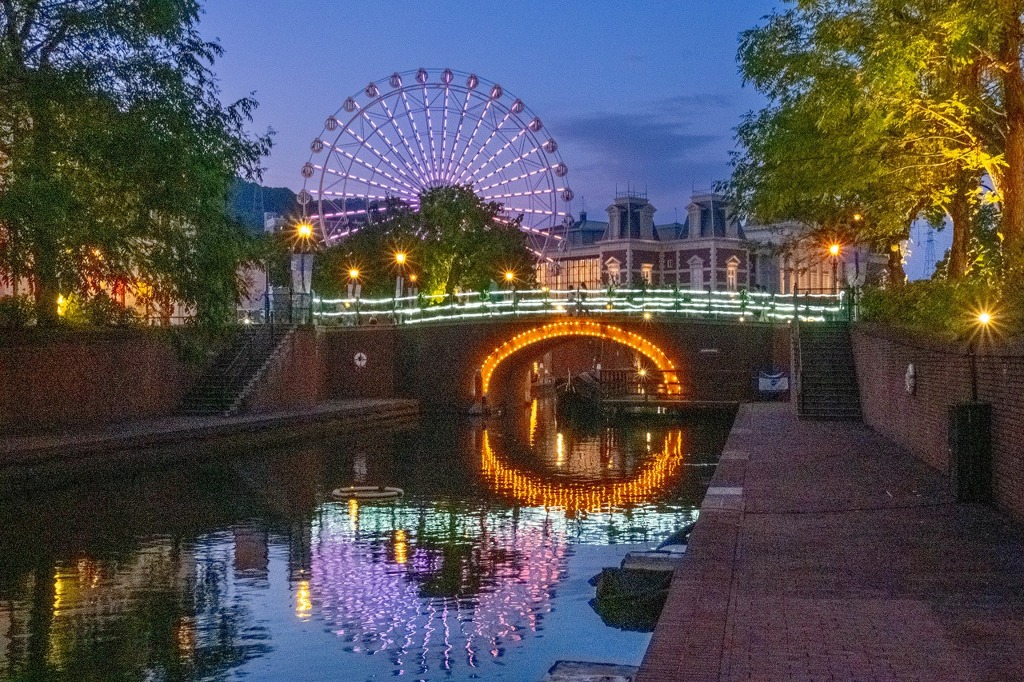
top-left (310, 185), bottom-right (536, 299)
top-left (0, 0), bottom-right (272, 325)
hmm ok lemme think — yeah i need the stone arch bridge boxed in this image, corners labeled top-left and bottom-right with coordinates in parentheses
top-left (267, 316), bottom-right (792, 413)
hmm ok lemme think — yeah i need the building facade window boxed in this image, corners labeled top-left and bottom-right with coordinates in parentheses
top-left (605, 258), bottom-right (621, 285)
top-left (726, 257), bottom-right (739, 291)
top-left (640, 263), bottom-right (653, 284)
top-left (688, 256), bottom-right (704, 291)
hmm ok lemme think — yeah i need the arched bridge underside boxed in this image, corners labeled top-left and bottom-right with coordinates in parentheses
top-left (319, 315), bottom-right (793, 411)
top-left (479, 320), bottom-right (681, 398)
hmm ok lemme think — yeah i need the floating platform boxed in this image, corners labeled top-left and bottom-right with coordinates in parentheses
top-left (541, 660), bottom-right (638, 682)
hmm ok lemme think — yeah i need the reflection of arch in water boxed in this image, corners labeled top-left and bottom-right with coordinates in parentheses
top-left (480, 430), bottom-right (683, 512)
top-left (479, 320), bottom-right (681, 396)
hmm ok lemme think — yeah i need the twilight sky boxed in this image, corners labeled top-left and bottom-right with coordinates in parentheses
top-left (199, 0), bottom-right (941, 278)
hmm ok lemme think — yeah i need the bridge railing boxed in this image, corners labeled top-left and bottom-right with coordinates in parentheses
top-left (309, 287), bottom-right (852, 326)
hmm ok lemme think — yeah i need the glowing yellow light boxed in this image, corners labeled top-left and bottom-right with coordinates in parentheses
top-left (852, 213), bottom-right (863, 221)
top-left (57, 294), bottom-right (68, 317)
top-left (505, 271), bottom-right (515, 282)
top-left (828, 243), bottom-right (841, 257)
top-left (481, 430), bottom-right (683, 513)
top-left (297, 222), bottom-right (313, 239)
top-left (394, 529), bottom-right (408, 564)
top-left (394, 251), bottom-right (407, 265)
top-left (348, 268), bottom-right (360, 280)
top-left (637, 368), bottom-right (647, 378)
top-left (529, 399), bottom-right (539, 447)
top-left (643, 311), bottom-right (652, 321)
top-left (978, 311), bottom-right (992, 326)
top-left (348, 498), bottom-right (359, 531)
top-left (556, 432), bottom-right (564, 466)
top-left (479, 320), bottom-right (680, 396)
top-left (296, 579), bottom-right (312, 619)
top-left (409, 273), bottom-right (417, 283)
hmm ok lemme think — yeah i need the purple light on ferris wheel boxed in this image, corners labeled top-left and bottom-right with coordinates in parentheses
top-left (300, 68), bottom-right (574, 256)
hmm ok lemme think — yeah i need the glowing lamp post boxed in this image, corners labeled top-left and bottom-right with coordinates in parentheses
top-left (827, 242), bottom-right (841, 295)
top-left (293, 221), bottom-right (315, 323)
top-left (394, 251), bottom-right (407, 299)
top-left (504, 270), bottom-right (518, 311)
top-left (347, 268), bottom-right (362, 300)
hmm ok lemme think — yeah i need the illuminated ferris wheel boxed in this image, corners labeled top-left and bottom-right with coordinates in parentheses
top-left (298, 68), bottom-right (574, 255)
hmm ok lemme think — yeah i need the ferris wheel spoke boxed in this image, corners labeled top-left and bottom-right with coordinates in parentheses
top-left (321, 166), bottom-right (410, 197)
top-left (479, 165), bottom-right (556, 192)
top-left (357, 109), bottom-right (429, 187)
top-left (377, 97), bottom-right (431, 186)
top-left (327, 141), bottom-right (419, 196)
top-left (480, 187), bottom-right (569, 201)
top-left (451, 97), bottom-right (493, 184)
top-left (473, 141), bottom-right (544, 186)
top-left (399, 88), bottom-right (432, 185)
top-left (440, 85), bottom-right (451, 183)
top-left (467, 125), bottom-right (534, 182)
top-left (444, 87), bottom-right (475, 182)
top-left (422, 84), bottom-right (441, 183)
top-left (458, 107), bottom-right (518, 184)
top-left (339, 121), bottom-right (421, 191)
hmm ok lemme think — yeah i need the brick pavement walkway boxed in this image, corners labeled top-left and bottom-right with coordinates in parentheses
top-left (637, 403), bottom-right (1024, 682)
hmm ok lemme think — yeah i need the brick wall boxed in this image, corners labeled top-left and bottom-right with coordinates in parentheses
top-left (852, 324), bottom-right (1024, 521)
top-left (0, 331), bottom-right (198, 434)
top-left (244, 327), bottom-right (328, 413)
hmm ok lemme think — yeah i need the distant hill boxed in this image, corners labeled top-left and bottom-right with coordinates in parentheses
top-left (228, 179), bottom-right (299, 233)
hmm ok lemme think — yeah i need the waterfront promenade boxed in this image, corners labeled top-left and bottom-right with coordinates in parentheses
top-left (0, 398), bottom-right (419, 466)
top-left (638, 403), bottom-right (1024, 682)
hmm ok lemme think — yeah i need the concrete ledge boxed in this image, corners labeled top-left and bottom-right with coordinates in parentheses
top-left (0, 398), bottom-right (420, 467)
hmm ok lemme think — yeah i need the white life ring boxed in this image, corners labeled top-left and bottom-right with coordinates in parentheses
top-left (332, 485), bottom-right (404, 500)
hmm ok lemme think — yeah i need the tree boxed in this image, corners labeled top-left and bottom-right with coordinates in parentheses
top-left (311, 185), bottom-right (536, 299)
top-left (729, 1), bottom-right (1018, 283)
top-left (0, 0), bottom-right (271, 325)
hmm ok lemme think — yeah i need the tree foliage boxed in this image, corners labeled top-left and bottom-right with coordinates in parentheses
top-left (0, 0), bottom-right (271, 325)
top-left (311, 185), bottom-right (536, 299)
top-left (729, 0), bottom-right (1024, 285)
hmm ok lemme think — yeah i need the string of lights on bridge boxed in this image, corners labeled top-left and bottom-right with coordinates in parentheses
top-left (312, 287), bottom-right (848, 325)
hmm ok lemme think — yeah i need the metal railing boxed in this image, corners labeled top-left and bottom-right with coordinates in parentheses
top-left (308, 287), bottom-right (853, 326)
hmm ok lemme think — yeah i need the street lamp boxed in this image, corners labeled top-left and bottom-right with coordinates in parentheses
top-left (827, 242), bottom-right (841, 295)
top-left (394, 251), bottom-right (407, 299)
top-left (347, 267), bottom-right (361, 299)
top-left (294, 221), bottom-right (314, 323)
top-left (970, 310), bottom-right (994, 401)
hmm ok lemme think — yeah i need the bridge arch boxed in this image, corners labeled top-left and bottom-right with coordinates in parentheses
top-left (479, 319), bottom-right (680, 397)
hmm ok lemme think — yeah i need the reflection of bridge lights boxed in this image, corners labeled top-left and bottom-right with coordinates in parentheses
top-left (348, 498), bottom-right (359, 532)
top-left (480, 430), bottom-right (683, 513)
top-left (529, 399), bottom-right (539, 447)
top-left (479, 320), bottom-right (680, 395)
top-left (296, 580), bottom-right (313, 619)
top-left (394, 530), bottom-right (407, 564)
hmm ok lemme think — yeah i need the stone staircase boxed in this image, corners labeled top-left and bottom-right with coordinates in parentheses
top-left (795, 323), bottom-right (862, 420)
top-left (178, 325), bottom-right (295, 416)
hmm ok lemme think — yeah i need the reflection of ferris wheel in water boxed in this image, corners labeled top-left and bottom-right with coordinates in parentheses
top-left (298, 68), bottom-right (574, 256)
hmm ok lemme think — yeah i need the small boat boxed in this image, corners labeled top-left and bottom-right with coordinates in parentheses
top-left (331, 485), bottom-right (404, 500)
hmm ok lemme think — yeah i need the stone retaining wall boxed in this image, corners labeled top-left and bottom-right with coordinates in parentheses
top-left (852, 324), bottom-right (1024, 521)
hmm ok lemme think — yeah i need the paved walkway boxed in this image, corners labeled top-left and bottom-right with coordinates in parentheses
top-left (0, 398), bottom-right (419, 466)
top-left (637, 403), bottom-right (1024, 682)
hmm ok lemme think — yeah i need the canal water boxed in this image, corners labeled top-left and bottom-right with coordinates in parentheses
top-left (0, 400), bottom-right (733, 681)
